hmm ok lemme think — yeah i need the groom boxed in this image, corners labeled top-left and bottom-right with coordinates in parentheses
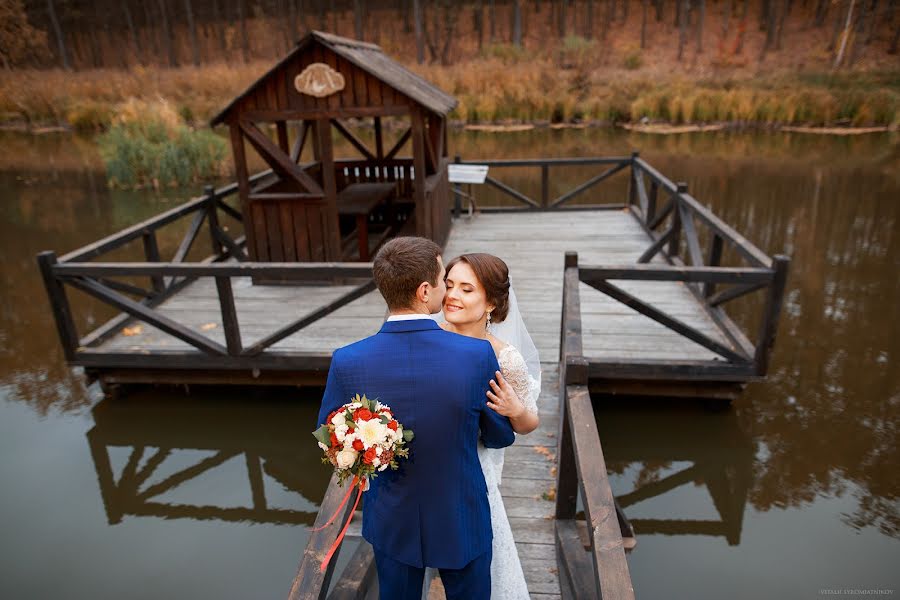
top-left (316, 236), bottom-right (515, 599)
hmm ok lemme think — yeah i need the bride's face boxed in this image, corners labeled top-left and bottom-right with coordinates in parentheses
top-left (444, 262), bottom-right (494, 326)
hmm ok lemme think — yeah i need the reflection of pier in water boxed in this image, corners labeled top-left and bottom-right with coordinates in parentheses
top-left (597, 402), bottom-right (754, 546)
top-left (86, 390), bottom-right (329, 527)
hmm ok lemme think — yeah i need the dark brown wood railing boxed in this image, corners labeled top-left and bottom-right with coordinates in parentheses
top-left (556, 251), bottom-right (635, 600)
top-left (454, 156), bottom-right (633, 212)
top-left (37, 174), bottom-right (375, 372)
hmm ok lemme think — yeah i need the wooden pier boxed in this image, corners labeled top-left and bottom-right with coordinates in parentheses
top-left (40, 153), bottom-right (788, 599)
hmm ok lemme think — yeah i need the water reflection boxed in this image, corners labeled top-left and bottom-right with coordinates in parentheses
top-left (0, 129), bottom-right (896, 571)
top-left (86, 387), bottom-right (330, 527)
top-left (599, 400), bottom-right (754, 546)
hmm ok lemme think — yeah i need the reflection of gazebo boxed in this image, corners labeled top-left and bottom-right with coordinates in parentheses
top-left (211, 31), bottom-right (456, 264)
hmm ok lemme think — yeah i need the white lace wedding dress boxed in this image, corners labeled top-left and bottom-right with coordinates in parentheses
top-left (423, 344), bottom-right (540, 599)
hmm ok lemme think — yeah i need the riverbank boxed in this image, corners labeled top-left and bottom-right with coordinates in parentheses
top-left (1, 59), bottom-right (897, 133)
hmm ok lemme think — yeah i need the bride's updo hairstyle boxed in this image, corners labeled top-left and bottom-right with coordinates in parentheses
top-left (445, 253), bottom-right (511, 323)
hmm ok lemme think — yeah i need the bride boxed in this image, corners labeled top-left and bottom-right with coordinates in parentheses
top-left (424, 253), bottom-right (541, 600)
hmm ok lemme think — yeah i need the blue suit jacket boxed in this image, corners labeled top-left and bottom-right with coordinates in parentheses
top-left (316, 318), bottom-right (515, 569)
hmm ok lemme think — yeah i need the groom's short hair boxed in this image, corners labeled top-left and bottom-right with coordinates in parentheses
top-left (373, 237), bottom-right (442, 310)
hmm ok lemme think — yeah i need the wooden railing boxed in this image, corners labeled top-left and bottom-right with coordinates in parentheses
top-left (37, 174), bottom-right (374, 371)
top-left (556, 252), bottom-right (635, 600)
top-left (622, 153), bottom-right (790, 376)
top-left (454, 156), bottom-right (633, 212)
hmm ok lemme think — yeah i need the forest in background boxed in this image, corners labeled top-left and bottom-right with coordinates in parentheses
top-left (1, 0), bottom-right (899, 128)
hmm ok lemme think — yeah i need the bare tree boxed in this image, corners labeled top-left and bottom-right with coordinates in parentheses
top-left (815, 0), bottom-right (829, 26)
top-left (122, 3), bottom-right (142, 64)
top-left (46, 0), bottom-right (70, 70)
top-left (489, 0), bottom-right (496, 43)
top-left (678, 0), bottom-right (688, 60)
top-left (587, 0), bottom-right (594, 38)
top-left (558, 0), bottom-right (567, 39)
top-left (655, 0), bottom-right (664, 22)
top-left (696, 0), bottom-right (706, 53)
top-left (423, 0), bottom-right (459, 65)
top-left (834, 0), bottom-right (856, 67)
top-left (641, 0), bottom-right (649, 47)
top-left (354, 0), bottom-right (364, 40)
top-left (722, 0), bottom-right (733, 38)
top-left (158, 0), bottom-right (177, 67)
top-left (414, 0), bottom-right (424, 63)
top-left (238, 0), bottom-right (249, 63)
top-left (185, 0), bottom-right (200, 65)
top-left (210, 0), bottom-right (227, 53)
top-left (473, 1), bottom-right (484, 50)
top-left (512, 0), bottom-right (522, 45)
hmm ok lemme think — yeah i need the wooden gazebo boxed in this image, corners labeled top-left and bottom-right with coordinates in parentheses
top-left (211, 31), bottom-right (456, 264)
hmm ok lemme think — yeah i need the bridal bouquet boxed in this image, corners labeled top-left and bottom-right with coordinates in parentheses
top-left (311, 394), bottom-right (414, 572)
top-left (313, 394), bottom-right (414, 487)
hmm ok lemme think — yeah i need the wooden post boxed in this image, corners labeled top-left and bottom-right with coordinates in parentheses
top-left (754, 255), bottom-right (790, 376)
top-left (315, 118), bottom-right (341, 260)
top-left (705, 233), bottom-right (724, 297)
top-left (541, 163), bottom-right (550, 208)
top-left (142, 231), bottom-right (165, 294)
top-left (411, 107), bottom-right (429, 239)
top-left (229, 122), bottom-right (257, 260)
top-left (668, 182), bottom-right (687, 258)
top-left (276, 121), bottom-right (290, 154)
top-left (556, 251), bottom-right (585, 521)
top-left (36, 251), bottom-right (79, 362)
top-left (215, 276), bottom-right (242, 355)
top-left (628, 150), bottom-right (640, 209)
top-left (205, 185), bottom-right (222, 257)
top-left (647, 180), bottom-right (659, 226)
top-left (374, 116), bottom-right (384, 160)
top-left (453, 155), bottom-right (462, 219)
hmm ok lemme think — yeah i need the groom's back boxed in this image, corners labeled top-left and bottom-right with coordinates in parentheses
top-left (320, 320), bottom-right (506, 569)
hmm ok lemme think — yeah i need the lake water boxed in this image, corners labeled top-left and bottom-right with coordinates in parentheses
top-left (0, 127), bottom-right (897, 599)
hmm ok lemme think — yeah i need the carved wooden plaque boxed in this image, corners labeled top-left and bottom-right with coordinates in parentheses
top-left (294, 63), bottom-right (346, 98)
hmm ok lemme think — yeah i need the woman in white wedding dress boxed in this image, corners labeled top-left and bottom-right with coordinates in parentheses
top-left (424, 253), bottom-right (541, 600)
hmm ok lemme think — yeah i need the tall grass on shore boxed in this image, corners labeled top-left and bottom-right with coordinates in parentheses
top-left (1, 56), bottom-right (898, 130)
top-left (98, 98), bottom-right (227, 189)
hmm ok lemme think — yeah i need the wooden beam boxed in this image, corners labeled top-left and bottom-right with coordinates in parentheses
top-left (215, 276), bottom-right (242, 355)
top-left (330, 119), bottom-right (376, 161)
top-left (580, 264), bottom-right (774, 284)
top-left (36, 251), bottom-right (79, 361)
top-left (485, 175), bottom-right (540, 208)
top-left (587, 359), bottom-right (760, 381)
top-left (287, 473), bottom-right (356, 600)
top-left (385, 128), bottom-right (412, 159)
top-left (241, 280), bottom-right (376, 356)
top-left (550, 162), bottom-right (629, 208)
top-left (567, 384), bottom-right (635, 600)
top-left (637, 226), bottom-right (676, 264)
top-left (315, 118), bottom-right (342, 260)
top-left (229, 121), bottom-right (258, 260)
top-left (754, 255), bottom-right (791, 375)
top-left (239, 120), bottom-right (324, 195)
top-left (291, 122), bottom-right (309, 163)
top-left (708, 281), bottom-right (768, 307)
top-left (583, 278), bottom-right (748, 363)
top-left (65, 277), bottom-right (228, 356)
top-left (276, 121), bottom-right (290, 154)
top-left (373, 117), bottom-right (384, 160)
top-left (327, 542), bottom-right (376, 600)
top-left (411, 107), bottom-right (429, 238)
top-left (678, 201), bottom-right (704, 268)
top-left (56, 262), bottom-right (374, 279)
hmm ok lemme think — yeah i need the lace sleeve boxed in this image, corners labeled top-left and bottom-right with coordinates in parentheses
top-left (498, 346), bottom-right (539, 415)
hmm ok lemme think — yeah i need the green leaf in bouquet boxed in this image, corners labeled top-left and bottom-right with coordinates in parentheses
top-left (402, 428), bottom-right (414, 442)
top-left (379, 414), bottom-right (390, 425)
top-left (312, 424), bottom-right (331, 447)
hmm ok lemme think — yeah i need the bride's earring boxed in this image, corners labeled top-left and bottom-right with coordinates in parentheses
top-left (486, 311), bottom-right (492, 330)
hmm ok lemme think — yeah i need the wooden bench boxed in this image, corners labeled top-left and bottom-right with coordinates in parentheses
top-left (337, 182), bottom-right (397, 260)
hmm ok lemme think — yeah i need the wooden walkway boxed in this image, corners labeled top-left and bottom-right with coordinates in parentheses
top-left (94, 210), bottom-right (730, 366)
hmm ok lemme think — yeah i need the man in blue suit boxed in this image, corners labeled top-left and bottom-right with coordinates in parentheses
top-left (317, 236), bottom-right (515, 600)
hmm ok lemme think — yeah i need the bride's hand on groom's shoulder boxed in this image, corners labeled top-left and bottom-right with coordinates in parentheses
top-left (486, 372), bottom-right (525, 419)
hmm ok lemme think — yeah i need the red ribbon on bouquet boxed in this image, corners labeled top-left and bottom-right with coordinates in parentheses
top-left (313, 475), bottom-right (367, 573)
